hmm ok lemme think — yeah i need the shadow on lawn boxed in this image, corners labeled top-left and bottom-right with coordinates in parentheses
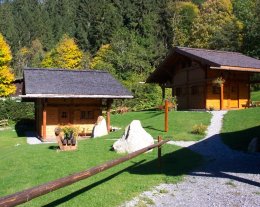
top-left (43, 126), bottom-right (260, 206)
top-left (128, 125), bottom-right (260, 187)
top-left (43, 160), bottom-right (147, 207)
top-left (15, 119), bottom-right (35, 137)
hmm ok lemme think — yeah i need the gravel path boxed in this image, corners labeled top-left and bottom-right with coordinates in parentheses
top-left (122, 111), bottom-right (260, 207)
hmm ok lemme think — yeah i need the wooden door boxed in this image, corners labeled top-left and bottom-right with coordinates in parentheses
top-left (230, 83), bottom-right (239, 108)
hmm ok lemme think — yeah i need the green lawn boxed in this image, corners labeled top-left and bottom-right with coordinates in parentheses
top-left (111, 110), bottom-right (211, 141)
top-left (251, 90), bottom-right (260, 101)
top-left (221, 107), bottom-right (260, 151)
top-left (0, 110), bottom-right (211, 206)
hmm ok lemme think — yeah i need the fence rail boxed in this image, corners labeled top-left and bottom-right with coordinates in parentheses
top-left (0, 137), bottom-right (169, 207)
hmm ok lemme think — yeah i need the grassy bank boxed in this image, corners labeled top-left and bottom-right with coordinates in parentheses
top-left (251, 90), bottom-right (260, 101)
top-left (221, 107), bottom-right (260, 151)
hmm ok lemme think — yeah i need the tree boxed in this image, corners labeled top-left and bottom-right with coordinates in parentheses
top-left (42, 35), bottom-right (83, 69)
top-left (167, 1), bottom-right (199, 46)
top-left (76, 0), bottom-right (123, 52)
top-left (189, 0), bottom-right (243, 51)
top-left (0, 33), bottom-right (15, 96)
top-left (13, 39), bottom-right (44, 77)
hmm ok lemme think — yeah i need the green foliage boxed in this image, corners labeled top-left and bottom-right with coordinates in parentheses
top-left (191, 123), bottom-right (207, 135)
top-left (168, 1), bottom-right (199, 46)
top-left (189, 0), bottom-right (243, 51)
top-left (0, 98), bottom-right (34, 121)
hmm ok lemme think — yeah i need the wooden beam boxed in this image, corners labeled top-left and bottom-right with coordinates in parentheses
top-left (210, 66), bottom-right (260, 73)
top-left (165, 100), bottom-right (169, 132)
top-left (220, 83), bottom-right (224, 110)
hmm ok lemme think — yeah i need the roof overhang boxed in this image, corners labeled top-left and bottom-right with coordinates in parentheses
top-left (20, 94), bottom-right (133, 99)
top-left (210, 66), bottom-right (260, 72)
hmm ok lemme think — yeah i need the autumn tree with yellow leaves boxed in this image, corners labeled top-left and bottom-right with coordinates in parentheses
top-left (42, 35), bottom-right (83, 69)
top-left (0, 33), bottom-right (15, 97)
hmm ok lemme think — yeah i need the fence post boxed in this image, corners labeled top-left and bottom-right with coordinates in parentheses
top-left (158, 136), bottom-right (162, 169)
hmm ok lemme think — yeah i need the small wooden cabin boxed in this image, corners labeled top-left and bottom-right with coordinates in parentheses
top-left (147, 47), bottom-right (260, 110)
top-left (21, 68), bottom-right (133, 140)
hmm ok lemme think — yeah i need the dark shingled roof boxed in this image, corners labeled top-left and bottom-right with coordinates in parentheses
top-left (175, 47), bottom-right (260, 68)
top-left (147, 47), bottom-right (260, 83)
top-left (22, 68), bottom-right (133, 98)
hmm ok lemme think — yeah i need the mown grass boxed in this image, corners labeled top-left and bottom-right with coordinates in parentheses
top-left (221, 107), bottom-right (260, 151)
top-left (251, 90), bottom-right (260, 101)
top-left (0, 131), bottom-right (202, 206)
top-left (111, 110), bottom-right (211, 141)
top-left (0, 110), bottom-right (210, 206)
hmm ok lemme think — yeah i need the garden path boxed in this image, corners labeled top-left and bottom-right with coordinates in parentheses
top-left (122, 111), bottom-right (260, 207)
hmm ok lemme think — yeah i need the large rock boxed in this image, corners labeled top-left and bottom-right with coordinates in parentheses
top-left (113, 120), bottom-right (154, 153)
top-left (92, 116), bottom-right (108, 138)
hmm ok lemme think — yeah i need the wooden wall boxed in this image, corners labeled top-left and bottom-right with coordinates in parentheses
top-left (172, 60), bottom-right (206, 109)
top-left (169, 55), bottom-right (250, 110)
top-left (206, 70), bottom-right (250, 110)
top-left (36, 98), bottom-right (103, 139)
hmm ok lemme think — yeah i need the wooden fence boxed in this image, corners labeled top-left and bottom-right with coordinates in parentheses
top-left (0, 137), bottom-right (169, 207)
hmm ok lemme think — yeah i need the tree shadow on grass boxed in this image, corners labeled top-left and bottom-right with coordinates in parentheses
top-left (15, 119), bottom-right (35, 137)
top-left (143, 125), bottom-right (165, 132)
top-left (128, 125), bottom-right (260, 188)
top-left (220, 125), bottom-right (260, 152)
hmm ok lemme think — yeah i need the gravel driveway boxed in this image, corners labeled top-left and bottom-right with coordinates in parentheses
top-left (122, 111), bottom-right (260, 207)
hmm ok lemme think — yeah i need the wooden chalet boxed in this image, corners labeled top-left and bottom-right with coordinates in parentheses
top-left (21, 68), bottom-right (133, 140)
top-left (147, 47), bottom-right (260, 110)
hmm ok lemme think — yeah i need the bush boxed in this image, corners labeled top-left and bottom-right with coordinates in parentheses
top-left (191, 123), bottom-right (207, 135)
top-left (0, 98), bottom-right (34, 121)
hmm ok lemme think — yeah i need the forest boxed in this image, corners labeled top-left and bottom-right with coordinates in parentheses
top-left (0, 0), bottom-right (259, 110)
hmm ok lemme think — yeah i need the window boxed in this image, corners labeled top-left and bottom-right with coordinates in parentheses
top-left (61, 111), bottom-right (67, 118)
top-left (80, 111), bottom-right (94, 120)
top-left (212, 86), bottom-right (220, 94)
top-left (176, 88), bottom-right (182, 96)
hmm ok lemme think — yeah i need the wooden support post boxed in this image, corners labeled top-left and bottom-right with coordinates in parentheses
top-left (220, 83), bottom-right (224, 110)
top-left (158, 136), bottom-right (162, 169)
top-left (42, 102), bottom-right (46, 140)
top-left (165, 99), bottom-right (169, 132)
top-left (237, 82), bottom-right (240, 108)
top-left (106, 100), bottom-right (112, 133)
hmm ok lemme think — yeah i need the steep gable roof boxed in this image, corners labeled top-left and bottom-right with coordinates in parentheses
top-left (147, 47), bottom-right (260, 83)
top-left (22, 68), bottom-right (133, 99)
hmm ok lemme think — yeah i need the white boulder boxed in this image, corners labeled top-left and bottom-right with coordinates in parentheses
top-left (113, 120), bottom-right (154, 153)
top-left (92, 116), bottom-right (108, 138)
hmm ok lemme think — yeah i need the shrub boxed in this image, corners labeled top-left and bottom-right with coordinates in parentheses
top-left (191, 123), bottom-right (207, 135)
top-left (0, 98), bottom-right (34, 121)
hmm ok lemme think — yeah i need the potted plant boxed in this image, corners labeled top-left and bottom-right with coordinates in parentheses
top-left (212, 76), bottom-right (225, 86)
top-left (62, 125), bottom-right (79, 146)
